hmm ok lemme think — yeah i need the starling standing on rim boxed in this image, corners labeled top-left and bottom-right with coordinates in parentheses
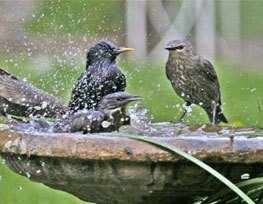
top-left (165, 39), bottom-right (228, 125)
top-left (68, 41), bottom-right (134, 113)
top-left (14, 92), bottom-right (142, 133)
top-left (0, 69), bottom-right (67, 118)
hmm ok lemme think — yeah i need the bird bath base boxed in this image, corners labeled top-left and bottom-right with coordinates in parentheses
top-left (0, 123), bottom-right (263, 203)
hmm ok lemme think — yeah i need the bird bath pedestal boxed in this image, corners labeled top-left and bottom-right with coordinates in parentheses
top-left (0, 123), bottom-right (263, 204)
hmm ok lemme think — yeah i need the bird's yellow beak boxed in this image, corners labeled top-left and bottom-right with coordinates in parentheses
top-left (119, 47), bottom-right (135, 53)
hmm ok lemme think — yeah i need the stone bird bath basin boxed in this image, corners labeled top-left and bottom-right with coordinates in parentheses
top-left (0, 122), bottom-right (263, 204)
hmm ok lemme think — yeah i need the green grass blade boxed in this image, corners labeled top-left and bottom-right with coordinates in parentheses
top-left (99, 132), bottom-right (255, 204)
top-left (203, 178), bottom-right (263, 203)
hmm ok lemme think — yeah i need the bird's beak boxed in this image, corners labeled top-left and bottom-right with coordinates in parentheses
top-left (126, 95), bottom-right (143, 102)
top-left (165, 45), bottom-right (174, 51)
top-left (116, 47), bottom-right (135, 54)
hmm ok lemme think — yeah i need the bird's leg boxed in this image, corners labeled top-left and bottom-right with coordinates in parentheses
top-left (211, 102), bottom-right (217, 126)
top-left (178, 102), bottom-right (191, 123)
top-left (178, 110), bottom-right (187, 123)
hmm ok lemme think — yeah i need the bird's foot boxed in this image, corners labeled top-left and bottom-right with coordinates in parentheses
top-left (177, 118), bottom-right (185, 124)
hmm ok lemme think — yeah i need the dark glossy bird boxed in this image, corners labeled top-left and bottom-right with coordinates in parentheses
top-left (68, 41), bottom-right (134, 113)
top-left (14, 92), bottom-right (142, 134)
top-left (0, 69), bottom-right (67, 118)
top-left (165, 39), bottom-right (228, 125)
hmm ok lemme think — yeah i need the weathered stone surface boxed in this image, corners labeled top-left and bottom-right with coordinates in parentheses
top-left (0, 123), bottom-right (263, 203)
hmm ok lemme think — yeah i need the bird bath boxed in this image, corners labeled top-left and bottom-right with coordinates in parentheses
top-left (0, 122), bottom-right (263, 204)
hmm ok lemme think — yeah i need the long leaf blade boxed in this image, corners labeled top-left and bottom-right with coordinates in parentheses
top-left (99, 132), bottom-right (255, 204)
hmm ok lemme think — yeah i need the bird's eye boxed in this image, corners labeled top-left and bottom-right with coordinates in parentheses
top-left (176, 45), bottom-right (184, 50)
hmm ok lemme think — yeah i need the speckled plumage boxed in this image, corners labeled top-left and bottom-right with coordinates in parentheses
top-left (165, 39), bottom-right (228, 124)
top-left (15, 92), bottom-right (141, 134)
top-left (54, 92), bottom-right (140, 133)
top-left (68, 41), bottom-right (129, 113)
top-left (0, 69), bottom-right (67, 118)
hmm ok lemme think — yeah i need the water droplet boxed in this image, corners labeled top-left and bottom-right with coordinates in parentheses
top-left (41, 101), bottom-right (48, 109)
top-left (102, 121), bottom-right (111, 128)
top-left (34, 106), bottom-right (41, 110)
top-left (241, 173), bottom-right (250, 180)
top-left (184, 104), bottom-right (192, 113)
top-left (26, 172), bottom-right (31, 178)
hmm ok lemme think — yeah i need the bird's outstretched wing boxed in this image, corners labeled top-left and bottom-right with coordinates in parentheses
top-left (0, 69), bottom-right (67, 117)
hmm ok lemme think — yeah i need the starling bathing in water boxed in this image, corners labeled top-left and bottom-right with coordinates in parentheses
top-left (0, 69), bottom-right (67, 118)
top-left (14, 92), bottom-right (142, 134)
top-left (68, 41), bottom-right (134, 113)
top-left (54, 92), bottom-right (141, 133)
top-left (165, 39), bottom-right (228, 125)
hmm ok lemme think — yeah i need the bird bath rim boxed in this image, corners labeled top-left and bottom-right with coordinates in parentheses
top-left (0, 123), bottom-right (263, 163)
top-left (1, 123), bottom-right (263, 203)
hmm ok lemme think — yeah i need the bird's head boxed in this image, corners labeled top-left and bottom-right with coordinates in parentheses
top-left (86, 41), bottom-right (134, 68)
top-left (97, 92), bottom-right (142, 112)
top-left (165, 39), bottom-right (195, 57)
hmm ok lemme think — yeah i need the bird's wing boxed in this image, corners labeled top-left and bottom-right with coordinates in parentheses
top-left (0, 69), bottom-right (67, 110)
top-left (201, 59), bottom-right (219, 82)
top-left (72, 111), bottom-right (105, 133)
top-left (0, 69), bottom-right (19, 80)
top-left (199, 58), bottom-right (222, 104)
top-left (53, 110), bottom-right (106, 133)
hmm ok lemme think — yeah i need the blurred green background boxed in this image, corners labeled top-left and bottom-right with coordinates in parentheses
top-left (0, 0), bottom-right (263, 203)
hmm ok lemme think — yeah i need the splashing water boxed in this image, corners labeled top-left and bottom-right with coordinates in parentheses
top-left (102, 121), bottom-right (111, 128)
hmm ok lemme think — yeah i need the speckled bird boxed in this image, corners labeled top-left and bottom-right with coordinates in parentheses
top-left (14, 92), bottom-right (142, 134)
top-left (165, 39), bottom-right (228, 125)
top-left (0, 69), bottom-right (67, 118)
top-left (68, 41), bottom-right (134, 113)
